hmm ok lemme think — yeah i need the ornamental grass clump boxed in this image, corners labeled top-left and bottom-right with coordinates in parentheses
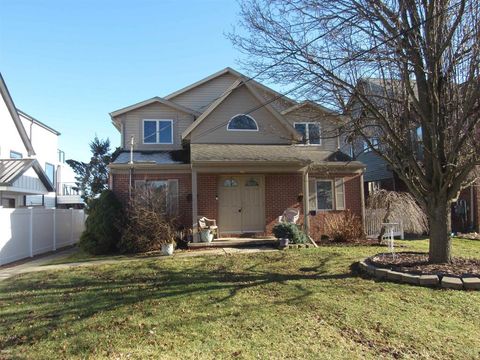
top-left (324, 211), bottom-right (364, 243)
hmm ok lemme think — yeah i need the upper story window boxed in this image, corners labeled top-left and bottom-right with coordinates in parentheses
top-left (227, 114), bottom-right (258, 131)
top-left (45, 162), bottom-right (55, 185)
top-left (58, 149), bottom-right (65, 163)
top-left (9, 151), bottom-right (22, 159)
top-left (363, 137), bottom-right (379, 153)
top-left (294, 122), bottom-right (321, 145)
top-left (143, 119), bottom-right (173, 144)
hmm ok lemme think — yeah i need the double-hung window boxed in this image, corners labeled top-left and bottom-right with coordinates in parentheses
top-left (134, 179), bottom-right (179, 215)
top-left (294, 122), bottom-right (321, 145)
top-left (309, 178), bottom-right (346, 211)
top-left (143, 119), bottom-right (173, 144)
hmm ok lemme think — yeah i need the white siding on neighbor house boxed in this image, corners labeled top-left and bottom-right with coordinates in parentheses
top-left (11, 171), bottom-right (48, 194)
top-left (0, 92), bottom-right (28, 158)
top-left (190, 85), bottom-right (293, 145)
top-left (20, 114), bottom-right (59, 169)
top-left (168, 72), bottom-right (239, 112)
top-left (283, 106), bottom-right (340, 151)
top-left (119, 102), bottom-right (195, 151)
top-left (0, 208), bottom-right (86, 265)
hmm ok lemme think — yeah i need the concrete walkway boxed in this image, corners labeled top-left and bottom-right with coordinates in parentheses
top-left (0, 246), bottom-right (277, 282)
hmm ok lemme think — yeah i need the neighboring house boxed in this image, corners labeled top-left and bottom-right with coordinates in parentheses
top-left (0, 73), bottom-right (83, 208)
top-left (109, 68), bottom-right (365, 239)
top-left (347, 78), bottom-right (480, 233)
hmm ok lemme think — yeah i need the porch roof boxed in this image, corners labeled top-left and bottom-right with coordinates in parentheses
top-left (0, 158), bottom-right (54, 191)
top-left (190, 144), bottom-right (365, 170)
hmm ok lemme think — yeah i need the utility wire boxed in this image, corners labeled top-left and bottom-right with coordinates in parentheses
top-left (192, 2), bottom-right (462, 141)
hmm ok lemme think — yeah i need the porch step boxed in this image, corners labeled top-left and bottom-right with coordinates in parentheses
top-left (188, 237), bottom-right (278, 249)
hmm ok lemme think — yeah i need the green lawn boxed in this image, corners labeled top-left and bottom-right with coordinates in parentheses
top-left (1, 239), bottom-right (479, 359)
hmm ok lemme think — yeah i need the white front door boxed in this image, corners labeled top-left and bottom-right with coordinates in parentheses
top-left (218, 175), bottom-right (265, 233)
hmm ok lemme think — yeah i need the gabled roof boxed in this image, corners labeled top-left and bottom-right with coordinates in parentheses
top-left (0, 73), bottom-right (35, 156)
top-left (282, 100), bottom-right (337, 116)
top-left (181, 79), bottom-right (301, 140)
top-left (0, 158), bottom-right (54, 191)
top-left (165, 67), bottom-right (297, 107)
top-left (109, 96), bottom-right (201, 130)
top-left (17, 109), bottom-right (61, 135)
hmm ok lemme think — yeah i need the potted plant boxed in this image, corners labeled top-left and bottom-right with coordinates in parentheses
top-left (200, 228), bottom-right (214, 243)
top-left (160, 223), bottom-right (177, 256)
top-left (273, 223), bottom-right (295, 248)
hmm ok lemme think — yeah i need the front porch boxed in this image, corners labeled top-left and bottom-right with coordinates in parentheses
top-left (188, 236), bottom-right (278, 249)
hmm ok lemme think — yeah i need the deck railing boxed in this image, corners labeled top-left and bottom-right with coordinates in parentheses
top-left (365, 208), bottom-right (404, 239)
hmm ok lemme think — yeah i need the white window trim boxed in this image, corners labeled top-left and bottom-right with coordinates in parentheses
top-left (142, 119), bottom-right (174, 145)
top-left (227, 114), bottom-right (259, 132)
top-left (315, 179), bottom-right (334, 211)
top-left (294, 122), bottom-right (322, 146)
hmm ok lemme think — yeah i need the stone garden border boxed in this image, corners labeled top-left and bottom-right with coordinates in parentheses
top-left (358, 257), bottom-right (480, 291)
top-left (280, 243), bottom-right (315, 250)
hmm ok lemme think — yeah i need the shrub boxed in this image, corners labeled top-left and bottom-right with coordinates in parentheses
top-left (272, 223), bottom-right (307, 244)
top-left (323, 211), bottom-right (364, 243)
top-left (117, 185), bottom-right (177, 253)
top-left (79, 190), bottom-right (124, 254)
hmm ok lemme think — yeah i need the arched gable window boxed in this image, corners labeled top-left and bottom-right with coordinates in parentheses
top-left (227, 114), bottom-right (258, 131)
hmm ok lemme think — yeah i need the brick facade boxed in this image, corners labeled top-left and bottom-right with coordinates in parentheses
top-left (111, 171), bottom-right (192, 227)
top-left (111, 170), bottom-right (364, 239)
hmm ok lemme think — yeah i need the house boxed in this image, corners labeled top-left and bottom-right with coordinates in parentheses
top-left (108, 68), bottom-right (365, 239)
top-left (0, 73), bottom-right (83, 208)
top-left (347, 78), bottom-right (480, 233)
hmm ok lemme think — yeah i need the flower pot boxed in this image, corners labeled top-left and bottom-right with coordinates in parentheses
top-left (161, 243), bottom-right (174, 256)
top-left (278, 238), bottom-right (289, 248)
top-left (200, 229), bottom-right (214, 243)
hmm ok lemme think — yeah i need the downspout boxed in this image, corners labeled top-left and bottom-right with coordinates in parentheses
top-left (129, 136), bottom-right (134, 199)
top-left (470, 185), bottom-right (475, 229)
top-left (302, 165), bottom-right (310, 236)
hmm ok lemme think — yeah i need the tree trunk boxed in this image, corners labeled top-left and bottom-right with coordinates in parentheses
top-left (426, 199), bottom-right (452, 263)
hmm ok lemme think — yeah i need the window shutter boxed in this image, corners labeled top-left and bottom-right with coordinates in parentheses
top-left (308, 178), bottom-right (317, 210)
top-left (335, 178), bottom-right (345, 210)
top-left (167, 179), bottom-right (179, 215)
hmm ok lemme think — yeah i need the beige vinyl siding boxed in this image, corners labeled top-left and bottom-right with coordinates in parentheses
top-left (168, 73), bottom-right (239, 112)
top-left (284, 107), bottom-right (340, 151)
top-left (254, 85), bottom-right (296, 113)
top-left (190, 85), bottom-right (292, 145)
top-left (117, 102), bottom-right (195, 151)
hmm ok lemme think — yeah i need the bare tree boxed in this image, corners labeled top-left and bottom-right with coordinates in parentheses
top-left (230, 0), bottom-right (480, 263)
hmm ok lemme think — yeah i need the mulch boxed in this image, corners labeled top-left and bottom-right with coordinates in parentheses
top-left (368, 252), bottom-right (480, 277)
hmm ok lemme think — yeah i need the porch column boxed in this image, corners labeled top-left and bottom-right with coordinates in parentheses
top-left (303, 170), bottom-right (310, 235)
top-left (191, 167), bottom-right (198, 239)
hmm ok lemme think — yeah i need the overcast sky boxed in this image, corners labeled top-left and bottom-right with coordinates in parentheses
top-left (0, 0), bottom-right (247, 161)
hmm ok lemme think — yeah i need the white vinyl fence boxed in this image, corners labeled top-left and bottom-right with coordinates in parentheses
top-left (0, 208), bottom-right (86, 266)
top-left (365, 209), bottom-right (404, 239)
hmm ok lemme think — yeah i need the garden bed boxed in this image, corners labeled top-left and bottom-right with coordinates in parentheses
top-left (359, 251), bottom-right (480, 290)
top-left (368, 252), bottom-right (480, 277)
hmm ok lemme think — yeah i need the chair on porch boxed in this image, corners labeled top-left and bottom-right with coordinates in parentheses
top-left (278, 208), bottom-right (300, 224)
top-left (197, 216), bottom-right (219, 240)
